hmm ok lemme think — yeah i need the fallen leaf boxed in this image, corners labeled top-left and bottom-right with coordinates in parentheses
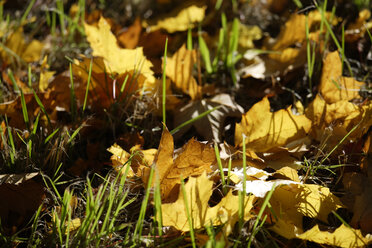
top-left (296, 224), bottom-right (372, 248)
top-left (0, 173), bottom-right (45, 234)
top-left (233, 166), bottom-right (301, 198)
top-left (238, 24), bottom-right (262, 50)
top-left (241, 11), bottom-right (336, 79)
top-left (269, 183), bottom-right (344, 239)
top-left (161, 172), bottom-right (255, 234)
top-left (343, 171), bottom-right (372, 234)
top-left (0, 94), bottom-right (39, 129)
top-left (0, 27), bottom-right (43, 64)
top-left (342, 133), bottom-right (372, 234)
top-left (345, 9), bottom-right (372, 42)
top-left (39, 55), bottom-right (55, 92)
top-left (150, 128), bottom-right (215, 202)
top-left (84, 16), bottom-right (155, 94)
top-left (235, 96), bottom-right (311, 152)
top-left (117, 17), bottom-right (142, 49)
top-left (319, 51), bottom-right (364, 103)
top-left (173, 93), bottom-right (244, 143)
top-left (153, 78), bottom-right (182, 112)
top-left (143, 4), bottom-right (206, 33)
top-left (305, 95), bottom-right (372, 148)
top-left (268, 11), bottom-right (337, 52)
top-left (72, 56), bottom-right (149, 110)
top-left (107, 143), bottom-right (157, 178)
top-left (165, 44), bottom-right (202, 100)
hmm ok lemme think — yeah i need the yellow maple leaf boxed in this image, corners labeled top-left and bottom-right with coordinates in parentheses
top-left (84, 17), bottom-right (155, 94)
top-left (319, 51), bottom-right (364, 103)
top-left (269, 11), bottom-right (337, 51)
top-left (297, 224), bottom-right (372, 248)
top-left (39, 56), bottom-right (55, 92)
top-left (107, 143), bottom-right (157, 178)
top-left (149, 128), bottom-right (215, 202)
top-left (238, 24), bottom-right (262, 50)
top-left (161, 172), bottom-right (255, 234)
top-left (165, 44), bottom-right (202, 100)
top-left (305, 95), bottom-right (372, 148)
top-left (235, 97), bottom-right (312, 152)
top-left (0, 27), bottom-right (43, 64)
top-left (269, 183), bottom-right (344, 239)
top-left (143, 4), bottom-right (206, 33)
top-left (346, 9), bottom-right (372, 42)
top-left (259, 11), bottom-right (337, 71)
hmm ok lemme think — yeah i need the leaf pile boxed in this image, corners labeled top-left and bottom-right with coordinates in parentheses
top-left (0, 0), bottom-right (371, 247)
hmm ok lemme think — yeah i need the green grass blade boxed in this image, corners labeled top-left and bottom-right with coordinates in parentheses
top-left (247, 183), bottom-right (276, 247)
top-left (198, 28), bottom-right (213, 74)
top-left (320, 121), bottom-right (361, 165)
top-left (187, 27), bottom-right (193, 50)
top-left (20, 0), bottom-right (36, 24)
top-left (239, 134), bottom-right (247, 229)
top-left (162, 37), bottom-right (168, 125)
top-left (134, 164), bottom-right (155, 241)
top-left (82, 58), bottom-right (93, 112)
top-left (180, 175), bottom-right (196, 248)
top-left (214, 143), bottom-right (226, 194)
top-left (69, 63), bottom-right (77, 121)
top-left (20, 89), bottom-right (29, 129)
top-left (5, 116), bottom-right (16, 165)
top-left (67, 124), bottom-right (84, 144)
top-left (154, 177), bottom-right (163, 237)
top-left (32, 89), bottom-right (52, 128)
top-left (170, 106), bottom-right (221, 135)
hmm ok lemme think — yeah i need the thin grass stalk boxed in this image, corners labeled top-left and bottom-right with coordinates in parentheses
top-left (170, 106), bottom-right (221, 135)
top-left (214, 143), bottom-right (227, 194)
top-left (20, 0), bottom-right (36, 24)
top-left (247, 184), bottom-right (276, 247)
top-left (83, 58), bottom-right (93, 112)
top-left (180, 176), bottom-right (196, 248)
top-left (187, 27), bottom-right (193, 50)
top-left (239, 134), bottom-right (247, 229)
top-left (133, 163), bottom-right (155, 241)
top-left (69, 63), bottom-right (77, 121)
top-left (162, 38), bottom-right (168, 125)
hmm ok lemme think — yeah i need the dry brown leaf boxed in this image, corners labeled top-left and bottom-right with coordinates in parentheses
top-left (319, 51), bottom-right (364, 103)
top-left (343, 171), bottom-right (372, 234)
top-left (153, 78), bottom-right (182, 112)
top-left (0, 173), bottom-right (45, 234)
top-left (0, 94), bottom-right (38, 129)
top-left (72, 56), bottom-right (149, 110)
top-left (235, 96), bottom-right (311, 152)
top-left (342, 134), bottom-right (372, 234)
top-left (117, 17), bottom-right (142, 49)
top-left (161, 172), bottom-right (255, 235)
top-left (173, 93), bottom-right (244, 142)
